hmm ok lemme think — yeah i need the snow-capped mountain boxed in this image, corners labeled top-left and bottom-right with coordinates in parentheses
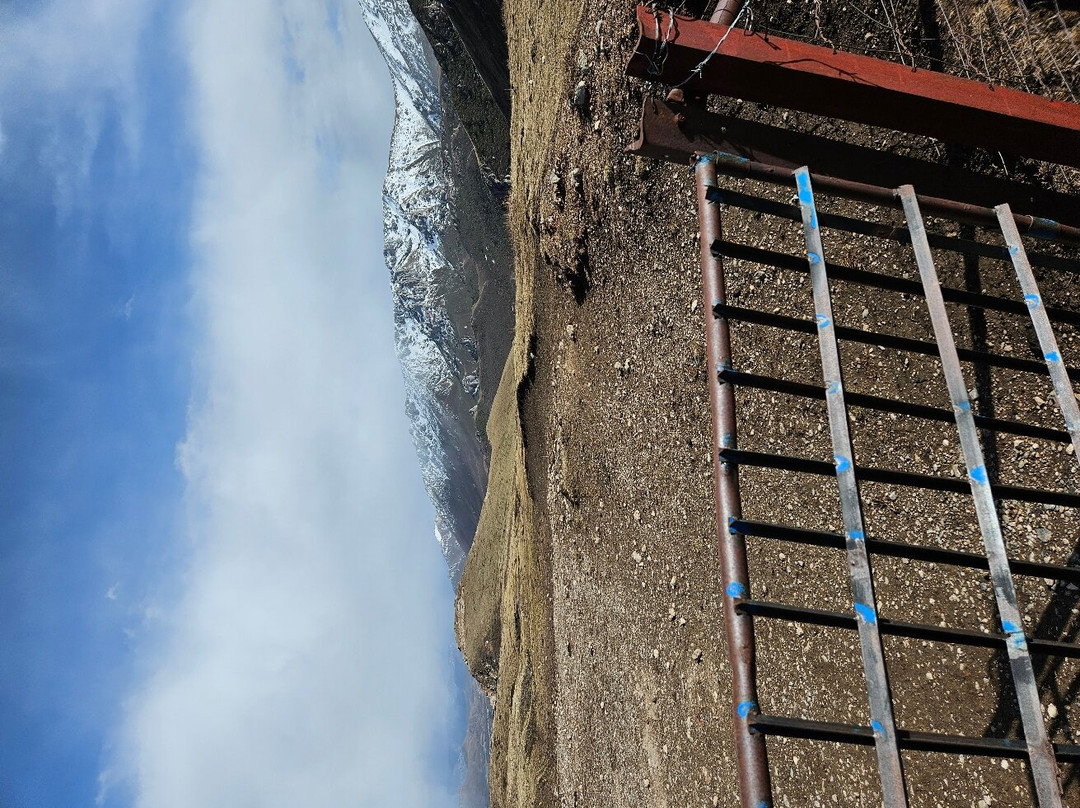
top-left (358, 0), bottom-right (490, 583)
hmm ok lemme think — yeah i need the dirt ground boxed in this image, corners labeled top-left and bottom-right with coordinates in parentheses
top-left (456, 1), bottom-right (1080, 806)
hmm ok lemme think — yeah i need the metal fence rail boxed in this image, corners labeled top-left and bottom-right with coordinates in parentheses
top-left (696, 153), bottom-right (1080, 807)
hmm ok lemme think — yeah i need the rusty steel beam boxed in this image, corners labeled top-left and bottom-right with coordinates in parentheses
top-left (628, 98), bottom-right (1080, 227)
top-left (628, 6), bottom-right (1080, 168)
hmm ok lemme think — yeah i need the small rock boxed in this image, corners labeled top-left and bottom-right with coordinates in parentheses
top-left (1048, 703), bottom-right (1060, 718)
top-left (565, 323), bottom-right (576, 340)
top-left (692, 648), bottom-right (703, 662)
top-left (573, 80), bottom-right (589, 110)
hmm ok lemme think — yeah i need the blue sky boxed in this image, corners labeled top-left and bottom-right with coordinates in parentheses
top-left (0, 2), bottom-right (465, 806)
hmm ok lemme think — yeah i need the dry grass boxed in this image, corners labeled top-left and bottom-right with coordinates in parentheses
top-left (454, 0), bottom-right (587, 804)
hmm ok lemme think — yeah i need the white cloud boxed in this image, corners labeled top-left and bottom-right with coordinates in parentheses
top-left (115, 2), bottom-right (462, 807)
top-left (0, 0), bottom-right (152, 216)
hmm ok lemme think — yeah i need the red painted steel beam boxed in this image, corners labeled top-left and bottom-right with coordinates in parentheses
top-left (627, 6), bottom-right (1080, 168)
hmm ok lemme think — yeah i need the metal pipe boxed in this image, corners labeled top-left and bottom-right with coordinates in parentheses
top-left (710, 0), bottom-right (744, 25)
top-left (731, 518), bottom-right (1080, 583)
top-left (720, 369), bottom-right (1071, 443)
top-left (704, 151), bottom-right (1080, 245)
top-left (696, 154), bottom-right (773, 808)
top-left (749, 715), bottom-right (1080, 762)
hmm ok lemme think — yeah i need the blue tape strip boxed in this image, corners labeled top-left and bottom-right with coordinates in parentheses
top-left (796, 171), bottom-right (818, 229)
top-left (871, 719), bottom-right (885, 737)
top-left (1045, 351), bottom-right (1061, 363)
top-left (849, 530), bottom-right (865, 542)
top-left (854, 602), bottom-right (877, 624)
top-left (834, 455), bottom-right (851, 474)
top-left (970, 465), bottom-right (988, 484)
top-left (1024, 293), bottom-right (1040, 309)
top-left (737, 700), bottom-right (757, 718)
top-left (726, 581), bottom-right (746, 599)
top-left (956, 400), bottom-right (972, 412)
top-left (814, 313), bottom-right (830, 329)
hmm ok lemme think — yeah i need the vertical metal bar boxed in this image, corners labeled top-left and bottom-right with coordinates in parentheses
top-left (795, 168), bottom-right (910, 808)
top-left (996, 204), bottom-right (1080, 459)
top-left (696, 154), bottom-right (773, 808)
top-left (900, 186), bottom-right (1064, 808)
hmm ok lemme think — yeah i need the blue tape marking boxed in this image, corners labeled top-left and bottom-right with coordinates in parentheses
top-left (1009, 244), bottom-right (1021, 255)
top-left (795, 172), bottom-right (818, 228)
top-left (871, 720), bottom-right (885, 737)
top-left (1024, 293), bottom-right (1040, 309)
top-left (726, 581), bottom-right (746, 599)
top-left (834, 455), bottom-right (851, 474)
top-left (807, 251), bottom-right (821, 264)
top-left (827, 380), bottom-right (841, 394)
top-left (849, 530), bottom-right (865, 542)
top-left (1045, 351), bottom-right (1061, 363)
top-left (1002, 621), bottom-right (1028, 650)
top-left (854, 602), bottom-right (877, 624)
top-left (737, 700), bottom-right (757, 718)
top-left (756, 802), bottom-right (769, 808)
top-left (814, 313), bottom-right (830, 329)
top-left (970, 465), bottom-right (988, 485)
top-left (956, 400), bottom-right (971, 412)
top-left (1030, 216), bottom-right (1060, 240)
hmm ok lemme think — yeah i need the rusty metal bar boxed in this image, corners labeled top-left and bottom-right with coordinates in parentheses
top-left (720, 369), bottom-right (1070, 442)
top-left (628, 99), bottom-right (1080, 229)
top-left (720, 447), bottom-right (1080, 508)
top-left (997, 205), bottom-right (1080, 461)
top-left (795, 167), bottom-right (908, 806)
top-left (749, 714), bottom-right (1080, 762)
top-left (714, 239), bottom-right (1080, 327)
top-left (714, 302), bottom-right (1080, 381)
top-left (703, 151), bottom-right (1080, 245)
top-left (737, 599), bottom-right (1080, 658)
top-left (731, 519), bottom-right (1080, 584)
top-left (900, 186), bottom-right (1064, 808)
top-left (696, 153), bottom-right (773, 808)
top-left (628, 7), bottom-right (1080, 168)
top-left (710, 189), bottom-right (1080, 274)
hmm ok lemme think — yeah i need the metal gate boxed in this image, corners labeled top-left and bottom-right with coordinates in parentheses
top-left (693, 152), bottom-right (1080, 807)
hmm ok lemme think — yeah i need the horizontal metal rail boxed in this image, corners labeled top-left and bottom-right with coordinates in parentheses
top-left (720, 369), bottom-right (1070, 443)
top-left (715, 303), bottom-right (1080, 381)
top-left (720, 448), bottom-right (1080, 508)
top-left (749, 714), bottom-right (1080, 762)
top-left (738, 599), bottom-right (1080, 658)
top-left (713, 240), bottom-right (1080, 328)
top-left (708, 188), bottom-right (1080, 274)
top-left (705, 151), bottom-right (1080, 245)
top-left (731, 519), bottom-right (1080, 584)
